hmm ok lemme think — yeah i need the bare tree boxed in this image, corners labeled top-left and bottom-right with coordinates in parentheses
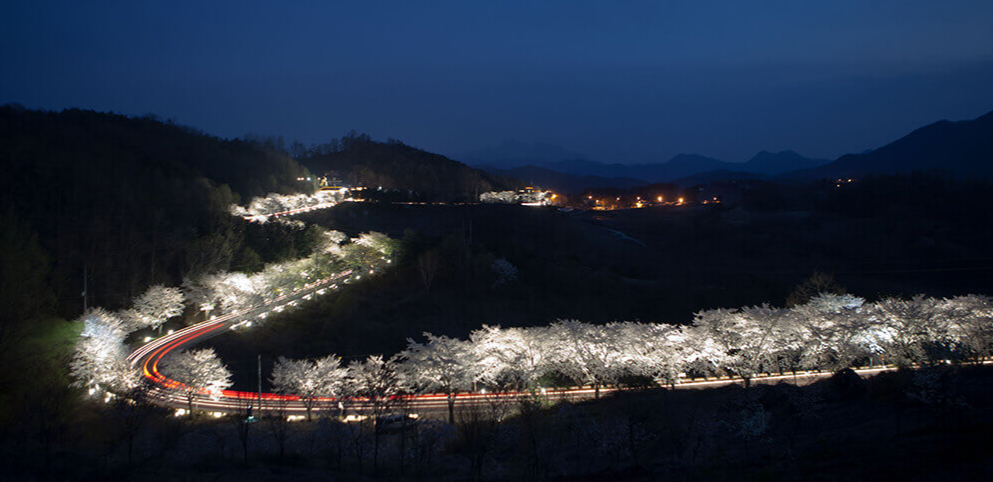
top-left (456, 393), bottom-right (512, 481)
top-left (232, 395), bottom-right (255, 468)
top-left (265, 396), bottom-right (292, 470)
top-left (417, 250), bottom-right (439, 294)
top-left (111, 382), bottom-right (157, 468)
top-left (348, 355), bottom-right (406, 474)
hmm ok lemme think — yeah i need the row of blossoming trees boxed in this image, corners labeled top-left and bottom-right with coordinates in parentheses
top-left (70, 242), bottom-right (993, 422)
top-left (230, 189), bottom-right (348, 221)
top-left (68, 231), bottom-right (397, 400)
top-left (273, 293), bottom-right (993, 424)
top-left (479, 189), bottom-right (553, 205)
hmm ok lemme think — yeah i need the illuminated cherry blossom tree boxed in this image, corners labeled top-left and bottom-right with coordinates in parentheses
top-left (348, 355), bottom-right (406, 410)
top-left (321, 230), bottom-right (349, 257)
top-left (791, 293), bottom-right (872, 370)
top-left (353, 231), bottom-right (396, 256)
top-left (400, 333), bottom-right (475, 423)
top-left (340, 232), bottom-right (397, 271)
top-left (620, 322), bottom-right (689, 387)
top-left (736, 304), bottom-right (790, 382)
top-left (119, 284), bottom-right (185, 332)
top-left (470, 325), bottom-right (554, 390)
top-left (944, 294), bottom-right (993, 362)
top-left (688, 305), bottom-right (788, 387)
top-left (182, 276), bottom-right (217, 320)
top-left (271, 354), bottom-right (348, 420)
top-left (160, 347), bottom-right (232, 416)
top-left (870, 294), bottom-right (954, 366)
top-left (199, 271), bottom-right (266, 314)
top-left (68, 308), bottom-right (140, 392)
top-left (254, 261), bottom-right (307, 298)
top-left (687, 308), bottom-right (743, 378)
top-left (550, 320), bottom-right (627, 398)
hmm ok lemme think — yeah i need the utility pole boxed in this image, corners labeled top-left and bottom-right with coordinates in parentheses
top-left (257, 354), bottom-right (263, 416)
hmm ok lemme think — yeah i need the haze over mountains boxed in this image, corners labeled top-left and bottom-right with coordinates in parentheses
top-left (462, 143), bottom-right (828, 191)
top-left (462, 108), bottom-right (993, 192)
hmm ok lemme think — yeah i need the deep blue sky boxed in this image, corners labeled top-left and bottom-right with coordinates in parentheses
top-left (3, 0), bottom-right (993, 164)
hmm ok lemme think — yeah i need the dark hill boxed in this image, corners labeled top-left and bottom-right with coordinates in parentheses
top-left (1, 106), bottom-right (310, 199)
top-left (785, 109), bottom-right (993, 181)
top-left (0, 105), bottom-right (319, 314)
top-left (301, 135), bottom-right (519, 202)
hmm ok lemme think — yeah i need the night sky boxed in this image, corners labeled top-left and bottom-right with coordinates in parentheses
top-left (3, 0), bottom-right (993, 164)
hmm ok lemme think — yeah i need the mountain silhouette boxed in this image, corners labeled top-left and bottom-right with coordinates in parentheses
top-left (785, 109), bottom-right (993, 181)
top-left (483, 165), bottom-right (648, 192)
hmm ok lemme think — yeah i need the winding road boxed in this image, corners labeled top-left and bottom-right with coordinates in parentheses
top-left (126, 268), bottom-right (608, 417)
top-left (127, 269), bottom-right (900, 419)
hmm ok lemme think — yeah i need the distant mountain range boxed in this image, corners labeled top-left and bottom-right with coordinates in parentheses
top-left (783, 109), bottom-right (993, 182)
top-left (466, 148), bottom-right (827, 191)
top-left (461, 108), bottom-right (993, 192)
top-left (481, 165), bottom-right (648, 192)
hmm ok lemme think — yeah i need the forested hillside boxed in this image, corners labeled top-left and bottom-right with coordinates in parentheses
top-left (302, 133), bottom-right (520, 202)
top-left (0, 105), bottom-right (318, 318)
